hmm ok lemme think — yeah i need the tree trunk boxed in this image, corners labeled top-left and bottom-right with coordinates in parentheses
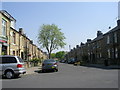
top-left (48, 53), bottom-right (51, 59)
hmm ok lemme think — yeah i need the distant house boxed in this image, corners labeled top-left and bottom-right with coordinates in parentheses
top-left (65, 20), bottom-right (120, 65)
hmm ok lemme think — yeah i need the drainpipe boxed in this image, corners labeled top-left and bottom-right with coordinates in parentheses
top-left (9, 26), bottom-right (10, 55)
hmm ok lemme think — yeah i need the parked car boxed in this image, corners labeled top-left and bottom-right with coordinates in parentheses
top-left (0, 55), bottom-right (26, 79)
top-left (59, 60), bottom-right (65, 63)
top-left (42, 59), bottom-right (58, 72)
top-left (67, 58), bottom-right (76, 64)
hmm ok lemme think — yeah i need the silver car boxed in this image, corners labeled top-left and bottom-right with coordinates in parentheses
top-left (0, 55), bottom-right (26, 79)
top-left (42, 59), bottom-right (58, 72)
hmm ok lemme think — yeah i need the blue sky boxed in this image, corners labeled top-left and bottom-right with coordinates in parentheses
top-left (2, 2), bottom-right (118, 53)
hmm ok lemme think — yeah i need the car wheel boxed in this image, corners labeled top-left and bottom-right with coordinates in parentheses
top-left (42, 69), bottom-right (46, 73)
top-left (56, 69), bottom-right (58, 72)
top-left (54, 69), bottom-right (58, 72)
top-left (15, 74), bottom-right (20, 78)
top-left (5, 70), bottom-right (14, 79)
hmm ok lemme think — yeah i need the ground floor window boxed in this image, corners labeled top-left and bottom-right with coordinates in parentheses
top-left (107, 49), bottom-right (111, 58)
top-left (21, 52), bottom-right (24, 59)
top-left (16, 51), bottom-right (19, 56)
top-left (2, 45), bottom-right (7, 55)
top-left (13, 51), bottom-right (15, 56)
top-left (115, 47), bottom-right (118, 58)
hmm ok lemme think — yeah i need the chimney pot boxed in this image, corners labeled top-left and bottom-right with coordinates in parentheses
top-left (97, 31), bottom-right (103, 37)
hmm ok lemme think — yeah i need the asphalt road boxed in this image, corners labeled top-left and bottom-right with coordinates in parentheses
top-left (2, 63), bottom-right (119, 88)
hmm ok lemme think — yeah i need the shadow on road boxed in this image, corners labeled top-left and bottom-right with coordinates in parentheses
top-left (34, 70), bottom-right (56, 74)
top-left (0, 75), bottom-right (21, 80)
top-left (78, 64), bottom-right (120, 70)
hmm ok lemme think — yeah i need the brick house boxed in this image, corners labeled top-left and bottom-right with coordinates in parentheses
top-left (65, 20), bottom-right (120, 66)
top-left (0, 10), bottom-right (47, 62)
top-left (0, 10), bottom-right (15, 55)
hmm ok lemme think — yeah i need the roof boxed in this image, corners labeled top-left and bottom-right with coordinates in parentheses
top-left (92, 35), bottom-right (103, 42)
top-left (89, 26), bottom-right (118, 42)
top-left (104, 26), bottom-right (118, 35)
top-left (0, 10), bottom-right (16, 21)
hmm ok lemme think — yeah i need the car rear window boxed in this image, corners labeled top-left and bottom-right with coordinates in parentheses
top-left (44, 59), bottom-right (56, 63)
top-left (0, 57), bottom-right (17, 64)
top-left (17, 57), bottom-right (24, 63)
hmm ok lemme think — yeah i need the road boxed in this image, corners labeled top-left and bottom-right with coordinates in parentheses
top-left (2, 63), bottom-right (119, 88)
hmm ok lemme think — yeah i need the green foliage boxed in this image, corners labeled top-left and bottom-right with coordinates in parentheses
top-left (30, 58), bottom-right (41, 66)
top-left (55, 51), bottom-right (66, 60)
top-left (37, 24), bottom-right (66, 59)
top-left (1, 52), bottom-right (5, 55)
top-left (51, 53), bottom-right (56, 59)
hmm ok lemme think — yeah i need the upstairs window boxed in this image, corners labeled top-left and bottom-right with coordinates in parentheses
top-left (114, 32), bottom-right (117, 43)
top-left (107, 35), bottom-right (110, 44)
top-left (12, 32), bottom-right (16, 44)
top-left (2, 19), bottom-right (7, 36)
top-left (11, 20), bottom-right (16, 29)
top-left (107, 49), bottom-right (111, 58)
top-left (115, 47), bottom-right (118, 58)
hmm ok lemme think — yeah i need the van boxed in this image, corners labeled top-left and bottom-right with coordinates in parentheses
top-left (0, 55), bottom-right (26, 79)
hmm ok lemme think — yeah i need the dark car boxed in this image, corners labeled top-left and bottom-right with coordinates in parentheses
top-left (42, 59), bottom-right (58, 72)
top-left (67, 58), bottom-right (76, 64)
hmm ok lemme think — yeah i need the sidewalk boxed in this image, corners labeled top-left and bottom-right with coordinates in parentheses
top-left (25, 65), bottom-right (42, 75)
top-left (85, 64), bottom-right (120, 69)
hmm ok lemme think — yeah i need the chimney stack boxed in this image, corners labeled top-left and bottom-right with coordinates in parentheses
top-left (19, 28), bottom-right (24, 35)
top-left (97, 31), bottom-right (103, 37)
top-left (117, 20), bottom-right (120, 29)
top-left (87, 39), bottom-right (91, 42)
top-left (76, 45), bottom-right (79, 48)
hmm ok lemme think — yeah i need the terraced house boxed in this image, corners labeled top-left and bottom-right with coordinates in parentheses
top-left (0, 10), bottom-right (47, 62)
top-left (66, 20), bottom-right (120, 66)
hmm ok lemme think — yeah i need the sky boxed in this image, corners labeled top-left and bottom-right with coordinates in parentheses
top-left (1, 2), bottom-right (118, 53)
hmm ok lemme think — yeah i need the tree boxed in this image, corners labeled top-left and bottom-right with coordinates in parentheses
top-left (55, 51), bottom-right (66, 60)
top-left (37, 24), bottom-right (66, 59)
top-left (51, 53), bottom-right (56, 59)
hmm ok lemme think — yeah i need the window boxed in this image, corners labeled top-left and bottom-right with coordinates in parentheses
top-left (112, 48), bottom-right (114, 59)
top-left (12, 32), bottom-right (16, 44)
top-left (16, 51), bottom-right (19, 56)
top-left (107, 35), bottom-right (110, 44)
top-left (17, 57), bottom-right (24, 63)
top-left (107, 49), bottom-right (111, 58)
top-left (11, 20), bottom-right (16, 29)
top-left (100, 53), bottom-right (102, 58)
top-left (114, 33), bottom-right (117, 43)
top-left (13, 51), bottom-right (15, 56)
top-left (115, 48), bottom-right (118, 58)
top-left (1, 57), bottom-right (17, 64)
top-left (2, 19), bottom-right (7, 36)
top-left (96, 53), bottom-right (99, 58)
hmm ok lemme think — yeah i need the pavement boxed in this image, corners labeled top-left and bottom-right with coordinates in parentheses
top-left (85, 64), bottom-right (120, 69)
top-left (25, 65), bottom-right (42, 75)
